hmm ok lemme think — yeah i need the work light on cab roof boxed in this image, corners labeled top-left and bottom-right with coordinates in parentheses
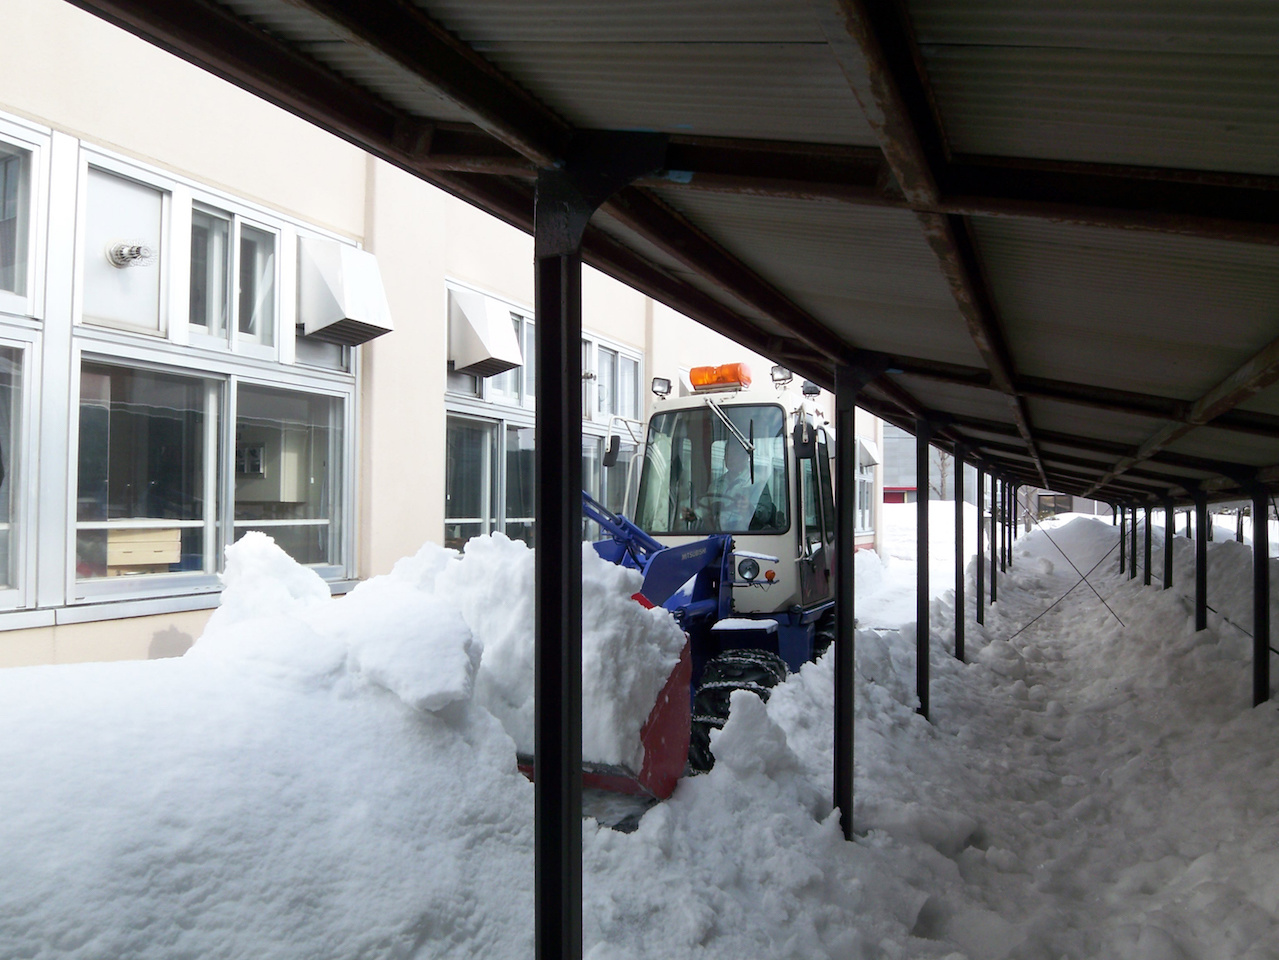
top-left (689, 362), bottom-right (751, 393)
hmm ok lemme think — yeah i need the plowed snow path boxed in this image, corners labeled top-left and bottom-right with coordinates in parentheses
top-left (912, 518), bottom-right (1279, 959)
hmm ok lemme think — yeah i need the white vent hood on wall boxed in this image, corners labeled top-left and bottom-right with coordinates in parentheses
top-left (448, 287), bottom-right (522, 378)
top-left (857, 437), bottom-right (880, 466)
top-left (298, 238), bottom-right (394, 346)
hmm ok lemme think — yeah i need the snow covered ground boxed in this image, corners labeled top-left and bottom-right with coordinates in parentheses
top-left (2, 514), bottom-right (1278, 959)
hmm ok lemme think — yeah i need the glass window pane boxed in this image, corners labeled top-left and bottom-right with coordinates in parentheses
top-left (190, 207), bottom-right (230, 335)
top-left (0, 347), bottom-right (22, 590)
top-left (504, 425), bottom-right (535, 547)
top-left (294, 335), bottom-right (348, 371)
top-left (603, 442), bottom-right (634, 517)
top-left (445, 417), bottom-right (496, 550)
top-left (634, 404), bottom-right (788, 535)
top-left (234, 385), bottom-right (341, 566)
top-left (581, 339), bottom-right (591, 415)
top-left (487, 317), bottom-right (521, 399)
top-left (597, 348), bottom-right (617, 416)
top-left (83, 168), bottom-right (163, 333)
top-left (238, 224), bottom-right (276, 346)
top-left (76, 363), bottom-right (217, 579)
top-left (523, 319), bottom-right (535, 401)
top-left (0, 144), bottom-right (30, 296)
top-left (582, 436), bottom-right (601, 540)
top-left (619, 356), bottom-right (639, 420)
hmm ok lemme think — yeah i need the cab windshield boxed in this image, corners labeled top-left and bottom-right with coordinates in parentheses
top-left (634, 403), bottom-right (788, 535)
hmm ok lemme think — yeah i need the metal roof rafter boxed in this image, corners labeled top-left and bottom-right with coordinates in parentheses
top-left (820, 0), bottom-right (1049, 487)
top-left (1085, 332), bottom-right (1279, 496)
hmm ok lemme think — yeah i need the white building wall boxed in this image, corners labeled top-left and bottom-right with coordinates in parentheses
top-left (0, 0), bottom-right (886, 665)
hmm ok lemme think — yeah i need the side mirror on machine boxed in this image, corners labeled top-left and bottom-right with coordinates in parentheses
top-left (602, 434), bottom-right (620, 468)
top-left (792, 423), bottom-right (814, 459)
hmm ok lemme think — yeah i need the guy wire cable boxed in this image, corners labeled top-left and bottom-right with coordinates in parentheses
top-left (1023, 510), bottom-right (1127, 627)
top-left (1004, 538), bottom-right (1123, 643)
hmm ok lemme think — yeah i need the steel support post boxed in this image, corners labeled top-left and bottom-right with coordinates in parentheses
top-left (833, 361), bottom-right (884, 840)
top-left (1009, 483), bottom-right (1017, 562)
top-left (533, 134), bottom-right (667, 960)
top-left (999, 480), bottom-right (1007, 574)
top-left (1163, 499), bottom-right (1174, 590)
top-left (1253, 487), bottom-right (1271, 706)
top-left (954, 447), bottom-right (966, 661)
top-left (990, 476), bottom-right (998, 603)
top-left (1130, 503), bottom-right (1138, 580)
top-left (976, 466), bottom-right (985, 625)
top-left (1120, 506), bottom-right (1127, 575)
top-left (1194, 492), bottom-right (1208, 632)
top-left (1144, 504), bottom-right (1152, 586)
top-left (916, 420), bottom-right (931, 719)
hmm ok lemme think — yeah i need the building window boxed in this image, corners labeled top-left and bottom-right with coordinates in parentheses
top-left (82, 166), bottom-right (165, 335)
top-left (75, 362), bottom-right (219, 580)
top-left (583, 338), bottom-right (641, 423)
top-left (0, 346), bottom-right (22, 593)
top-left (488, 313), bottom-right (534, 405)
top-left (0, 143), bottom-right (29, 298)
top-left (505, 425), bottom-right (535, 545)
top-left (857, 462), bottom-right (874, 532)
top-left (234, 385), bottom-right (341, 565)
top-left (444, 416), bottom-right (497, 550)
top-left (189, 205), bottom-right (277, 350)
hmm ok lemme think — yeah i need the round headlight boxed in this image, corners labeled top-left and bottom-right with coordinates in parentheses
top-left (737, 557), bottom-right (760, 581)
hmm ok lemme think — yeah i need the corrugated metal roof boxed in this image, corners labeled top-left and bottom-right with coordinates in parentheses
top-left (977, 219), bottom-right (1279, 399)
top-left (922, 44), bottom-right (1279, 175)
top-left (910, 0), bottom-right (1279, 54)
top-left (647, 190), bottom-right (984, 366)
top-left (1167, 426), bottom-right (1279, 467)
top-left (1025, 398), bottom-right (1168, 449)
top-left (422, 0), bottom-right (824, 43)
top-left (457, 41), bottom-right (874, 146)
top-left (218, 0), bottom-right (475, 122)
top-left (888, 375), bottom-right (1016, 424)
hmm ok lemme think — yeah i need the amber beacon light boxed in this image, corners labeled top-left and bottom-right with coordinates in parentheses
top-left (689, 363), bottom-right (752, 392)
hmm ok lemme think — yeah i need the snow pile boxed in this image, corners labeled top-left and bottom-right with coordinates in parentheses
top-left (438, 534), bottom-right (686, 768)
top-left (4, 516), bottom-right (1279, 959)
top-left (0, 533), bottom-right (534, 960)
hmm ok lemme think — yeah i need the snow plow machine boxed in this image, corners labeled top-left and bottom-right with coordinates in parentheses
top-left (573, 363), bottom-right (840, 801)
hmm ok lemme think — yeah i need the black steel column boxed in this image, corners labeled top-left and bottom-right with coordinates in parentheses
top-left (1195, 491), bottom-right (1208, 632)
top-left (916, 420), bottom-right (931, 719)
top-left (533, 134), bottom-right (667, 960)
top-left (833, 360), bottom-right (884, 840)
top-left (1253, 487), bottom-right (1271, 706)
top-left (1120, 506), bottom-right (1127, 575)
top-left (999, 480), bottom-right (1007, 574)
top-left (1163, 499), bottom-right (1174, 589)
top-left (990, 476), bottom-right (998, 603)
top-left (976, 466), bottom-right (985, 625)
top-left (954, 447), bottom-right (966, 661)
top-left (1130, 503), bottom-right (1138, 580)
top-left (1143, 504), bottom-right (1152, 587)
top-left (1009, 483), bottom-right (1017, 563)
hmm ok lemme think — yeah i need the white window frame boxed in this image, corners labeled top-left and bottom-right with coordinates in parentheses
top-left (0, 117), bottom-right (50, 322)
top-left (74, 151), bottom-right (176, 340)
top-left (581, 334), bottom-right (642, 425)
top-left (443, 285), bottom-right (635, 544)
top-left (0, 330), bottom-right (40, 612)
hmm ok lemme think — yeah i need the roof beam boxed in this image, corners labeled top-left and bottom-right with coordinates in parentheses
top-left (883, 359), bottom-right (1279, 439)
top-left (817, 0), bottom-right (944, 205)
top-left (819, 0), bottom-right (1049, 486)
top-left (403, 129), bottom-right (1279, 248)
top-left (947, 414), bottom-right (1254, 479)
top-left (256, 0), bottom-right (571, 166)
top-left (1085, 333), bottom-right (1279, 495)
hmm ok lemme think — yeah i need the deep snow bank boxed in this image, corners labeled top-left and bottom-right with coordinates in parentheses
top-left (4, 518), bottom-right (1279, 960)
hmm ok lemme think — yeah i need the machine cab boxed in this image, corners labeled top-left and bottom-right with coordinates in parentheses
top-left (629, 364), bottom-right (836, 617)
